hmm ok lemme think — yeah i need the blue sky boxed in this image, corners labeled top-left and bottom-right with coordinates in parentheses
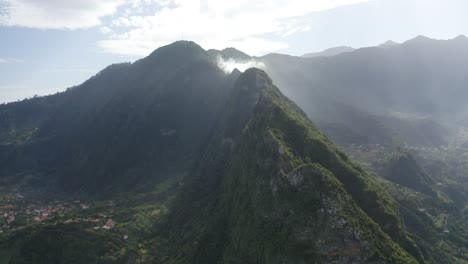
top-left (1, 0), bottom-right (467, 103)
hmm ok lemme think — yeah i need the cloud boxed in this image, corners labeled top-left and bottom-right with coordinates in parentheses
top-left (0, 58), bottom-right (24, 63)
top-left (0, 0), bottom-right (126, 29)
top-left (216, 56), bottom-right (266, 74)
top-left (98, 0), bottom-right (373, 56)
top-left (0, 0), bottom-right (373, 55)
top-left (100, 26), bottom-right (114, 35)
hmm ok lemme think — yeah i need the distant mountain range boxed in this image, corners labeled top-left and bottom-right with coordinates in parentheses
top-left (302, 46), bottom-right (356, 58)
top-left (301, 39), bottom-right (403, 58)
top-left (223, 35), bottom-right (468, 148)
top-left (0, 36), bottom-right (467, 263)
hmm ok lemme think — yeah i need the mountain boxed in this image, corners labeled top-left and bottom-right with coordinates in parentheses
top-left (174, 37), bottom-right (468, 263)
top-left (255, 35), bottom-right (468, 148)
top-left (302, 46), bottom-right (355, 58)
top-left (0, 41), bottom-right (237, 193)
top-left (208, 47), bottom-right (252, 61)
top-left (384, 153), bottom-right (436, 196)
top-left (0, 39), bottom-right (467, 263)
top-left (379, 40), bottom-right (400, 48)
top-left (164, 68), bottom-right (420, 263)
top-left (0, 42), bottom-right (422, 263)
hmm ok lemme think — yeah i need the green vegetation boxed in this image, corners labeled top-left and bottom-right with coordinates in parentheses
top-left (0, 174), bottom-right (181, 264)
top-left (380, 179), bottom-right (468, 263)
top-left (0, 40), bottom-right (466, 263)
top-left (162, 68), bottom-right (419, 263)
top-left (342, 143), bottom-right (468, 263)
top-left (384, 152), bottom-right (436, 196)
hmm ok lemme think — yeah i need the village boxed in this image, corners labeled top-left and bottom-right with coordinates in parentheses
top-left (0, 192), bottom-right (117, 234)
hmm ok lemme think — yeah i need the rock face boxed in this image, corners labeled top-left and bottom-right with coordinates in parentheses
top-left (167, 68), bottom-right (419, 263)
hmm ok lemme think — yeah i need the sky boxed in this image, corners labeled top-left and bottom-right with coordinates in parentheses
top-left (0, 0), bottom-right (467, 103)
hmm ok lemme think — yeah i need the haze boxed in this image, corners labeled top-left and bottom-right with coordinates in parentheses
top-left (0, 0), bottom-right (467, 103)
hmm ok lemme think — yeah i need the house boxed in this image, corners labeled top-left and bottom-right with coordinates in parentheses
top-left (102, 219), bottom-right (115, 230)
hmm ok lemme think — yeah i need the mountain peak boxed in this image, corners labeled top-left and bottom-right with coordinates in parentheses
top-left (151, 40), bottom-right (203, 53)
top-left (224, 68), bottom-right (282, 133)
top-left (207, 47), bottom-right (252, 62)
top-left (402, 34), bottom-right (468, 47)
top-left (379, 40), bottom-right (400, 48)
top-left (403, 35), bottom-right (433, 45)
top-left (144, 40), bottom-right (206, 63)
top-left (240, 67), bottom-right (271, 81)
top-left (235, 68), bottom-right (272, 93)
top-left (169, 64), bottom-right (419, 263)
top-left (413, 35), bottom-right (432, 41)
top-left (221, 47), bottom-right (251, 60)
top-left (385, 152), bottom-right (436, 196)
top-left (230, 68), bottom-right (242, 76)
top-left (453, 34), bottom-right (468, 41)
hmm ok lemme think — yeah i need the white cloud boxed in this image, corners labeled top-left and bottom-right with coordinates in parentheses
top-left (0, 0), bottom-right (126, 29)
top-left (0, 0), bottom-right (373, 55)
top-left (98, 0), bottom-right (373, 56)
top-left (0, 58), bottom-right (24, 63)
top-left (100, 26), bottom-right (114, 35)
top-left (216, 56), bottom-right (266, 74)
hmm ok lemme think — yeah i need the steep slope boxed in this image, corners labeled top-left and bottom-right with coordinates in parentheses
top-left (0, 41), bottom-right (236, 193)
top-left (166, 68), bottom-right (420, 263)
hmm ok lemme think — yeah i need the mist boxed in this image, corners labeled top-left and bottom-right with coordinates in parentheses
top-left (216, 56), bottom-right (266, 74)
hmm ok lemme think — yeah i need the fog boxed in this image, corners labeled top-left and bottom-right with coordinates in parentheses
top-left (216, 56), bottom-right (266, 74)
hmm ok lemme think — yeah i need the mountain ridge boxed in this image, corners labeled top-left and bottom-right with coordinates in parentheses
top-left (302, 46), bottom-right (355, 58)
top-left (0, 39), bottom-right (466, 263)
top-left (165, 68), bottom-right (420, 263)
